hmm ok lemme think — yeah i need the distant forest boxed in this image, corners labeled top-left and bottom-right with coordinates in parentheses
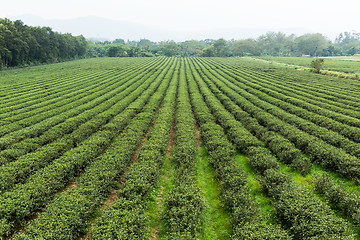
top-left (0, 18), bottom-right (87, 68)
top-left (1, 18), bottom-right (360, 68)
top-left (91, 32), bottom-right (360, 59)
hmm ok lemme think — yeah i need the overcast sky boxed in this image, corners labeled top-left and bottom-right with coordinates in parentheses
top-left (1, 0), bottom-right (359, 41)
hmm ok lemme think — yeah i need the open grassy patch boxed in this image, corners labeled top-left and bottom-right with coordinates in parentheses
top-left (145, 155), bottom-right (176, 240)
top-left (196, 147), bottom-right (233, 240)
top-left (235, 152), bottom-right (278, 224)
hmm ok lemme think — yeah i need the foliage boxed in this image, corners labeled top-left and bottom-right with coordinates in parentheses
top-left (162, 61), bottom-right (204, 238)
top-left (190, 57), bottom-right (356, 238)
top-left (201, 46), bottom-right (216, 57)
top-left (0, 58), bottom-right (170, 239)
top-left (1, 57), bottom-right (360, 239)
top-left (263, 169), bottom-right (352, 239)
top-left (0, 18), bottom-right (87, 68)
top-left (296, 33), bottom-right (329, 57)
top-left (204, 57), bottom-right (360, 181)
top-left (233, 222), bottom-right (292, 240)
top-left (310, 58), bottom-right (324, 73)
top-left (186, 59), bottom-right (292, 239)
top-left (90, 66), bottom-right (176, 239)
top-left (335, 32), bottom-right (360, 55)
top-left (163, 184), bottom-right (204, 239)
top-left (314, 174), bottom-right (360, 224)
top-left (88, 42), bottom-right (152, 57)
top-left (3, 17), bottom-right (360, 66)
top-left (157, 41), bottom-right (180, 57)
top-left (231, 39), bottom-right (260, 56)
top-left (88, 32), bottom-right (360, 58)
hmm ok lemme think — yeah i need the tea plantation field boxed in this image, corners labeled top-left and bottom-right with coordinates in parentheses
top-left (1, 57), bottom-right (360, 239)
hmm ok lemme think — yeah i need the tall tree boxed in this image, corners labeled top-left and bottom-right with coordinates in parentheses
top-left (212, 38), bottom-right (230, 57)
top-left (0, 18), bottom-right (88, 68)
top-left (180, 40), bottom-right (206, 56)
top-left (106, 45), bottom-right (126, 57)
top-left (296, 33), bottom-right (329, 57)
top-left (112, 38), bottom-right (125, 44)
top-left (158, 41), bottom-right (180, 57)
top-left (201, 45), bottom-right (215, 57)
top-left (257, 32), bottom-right (288, 56)
top-left (138, 39), bottom-right (155, 51)
top-left (335, 32), bottom-right (360, 56)
top-left (232, 39), bottom-right (259, 56)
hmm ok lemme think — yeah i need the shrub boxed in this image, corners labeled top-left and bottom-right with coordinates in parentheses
top-left (162, 184), bottom-right (204, 239)
top-left (247, 146), bottom-right (279, 174)
top-left (233, 222), bottom-right (292, 240)
top-left (310, 59), bottom-right (324, 74)
top-left (314, 174), bottom-right (360, 224)
top-left (263, 169), bottom-right (352, 239)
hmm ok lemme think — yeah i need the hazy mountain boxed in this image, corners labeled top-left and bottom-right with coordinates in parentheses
top-left (9, 14), bottom-right (318, 42)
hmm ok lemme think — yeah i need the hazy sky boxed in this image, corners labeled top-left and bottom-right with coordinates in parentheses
top-left (1, 0), bottom-right (359, 41)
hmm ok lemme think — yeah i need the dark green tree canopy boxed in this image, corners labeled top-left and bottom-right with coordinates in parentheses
top-left (0, 18), bottom-right (87, 68)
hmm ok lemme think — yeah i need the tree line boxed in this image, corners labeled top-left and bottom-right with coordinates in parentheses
top-left (90, 31), bottom-right (360, 58)
top-left (0, 18), bottom-right (87, 68)
top-left (1, 18), bottom-right (360, 69)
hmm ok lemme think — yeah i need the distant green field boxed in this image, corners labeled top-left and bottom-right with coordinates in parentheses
top-left (258, 56), bottom-right (360, 74)
top-left (1, 57), bottom-right (360, 239)
top-left (324, 55), bottom-right (360, 61)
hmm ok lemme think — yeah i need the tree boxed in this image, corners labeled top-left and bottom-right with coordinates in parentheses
top-left (212, 38), bottom-right (230, 57)
top-left (107, 45), bottom-right (126, 57)
top-left (201, 46), bottom-right (215, 57)
top-left (348, 46), bottom-right (359, 56)
top-left (74, 35), bottom-right (88, 57)
top-left (127, 46), bottom-right (142, 57)
top-left (138, 39), bottom-right (154, 51)
top-left (335, 31), bottom-right (360, 46)
top-left (158, 41), bottom-right (180, 57)
top-left (257, 32), bottom-right (288, 56)
top-left (323, 44), bottom-right (342, 56)
top-left (180, 40), bottom-right (206, 56)
top-left (112, 38), bottom-right (125, 44)
top-left (202, 39), bottom-right (214, 46)
top-left (231, 39), bottom-right (259, 56)
top-left (0, 21), bottom-right (12, 66)
top-left (296, 33), bottom-right (329, 57)
top-left (0, 18), bottom-right (88, 67)
top-left (310, 58), bottom-right (324, 73)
